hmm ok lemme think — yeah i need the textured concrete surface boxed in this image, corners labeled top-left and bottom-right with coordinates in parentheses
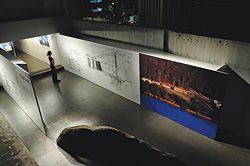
top-left (0, 113), bottom-right (38, 166)
top-left (74, 20), bottom-right (165, 50)
top-left (167, 30), bottom-right (250, 72)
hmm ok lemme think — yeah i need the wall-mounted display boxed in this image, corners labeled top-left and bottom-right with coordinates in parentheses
top-left (140, 54), bottom-right (227, 138)
top-left (39, 35), bottom-right (50, 47)
top-left (0, 42), bottom-right (13, 52)
top-left (80, 0), bottom-right (139, 25)
top-left (56, 35), bottom-right (140, 104)
top-left (90, 0), bottom-right (103, 3)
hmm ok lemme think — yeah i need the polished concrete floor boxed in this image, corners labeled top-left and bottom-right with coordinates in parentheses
top-left (0, 70), bottom-right (250, 166)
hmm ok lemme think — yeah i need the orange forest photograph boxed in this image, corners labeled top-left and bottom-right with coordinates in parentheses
top-left (140, 54), bottom-right (228, 138)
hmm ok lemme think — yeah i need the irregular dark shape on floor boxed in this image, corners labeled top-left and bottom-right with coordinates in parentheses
top-left (0, 113), bottom-right (38, 166)
top-left (57, 125), bottom-right (186, 166)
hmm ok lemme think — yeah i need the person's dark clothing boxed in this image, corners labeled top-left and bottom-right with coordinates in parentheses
top-left (48, 56), bottom-right (59, 83)
top-left (48, 56), bottom-right (53, 63)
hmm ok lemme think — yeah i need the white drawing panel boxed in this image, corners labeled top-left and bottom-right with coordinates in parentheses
top-left (0, 52), bottom-right (45, 134)
top-left (56, 34), bottom-right (140, 104)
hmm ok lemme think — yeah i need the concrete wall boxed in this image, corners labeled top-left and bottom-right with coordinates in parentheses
top-left (217, 66), bottom-right (250, 148)
top-left (0, 49), bottom-right (46, 134)
top-left (74, 21), bottom-right (165, 50)
top-left (14, 34), bottom-right (61, 65)
top-left (167, 30), bottom-right (250, 71)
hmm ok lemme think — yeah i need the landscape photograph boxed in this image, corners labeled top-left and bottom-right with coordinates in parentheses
top-left (140, 54), bottom-right (227, 124)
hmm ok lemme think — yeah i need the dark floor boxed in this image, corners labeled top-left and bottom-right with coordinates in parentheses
top-left (1, 70), bottom-right (250, 166)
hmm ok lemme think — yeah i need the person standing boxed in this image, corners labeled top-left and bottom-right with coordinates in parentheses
top-left (47, 51), bottom-right (60, 83)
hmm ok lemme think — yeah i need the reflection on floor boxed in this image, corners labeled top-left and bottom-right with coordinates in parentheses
top-left (0, 71), bottom-right (250, 166)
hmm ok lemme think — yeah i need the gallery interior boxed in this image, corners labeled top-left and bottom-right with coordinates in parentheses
top-left (0, 0), bottom-right (250, 165)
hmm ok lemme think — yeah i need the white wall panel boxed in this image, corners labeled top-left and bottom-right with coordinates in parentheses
top-left (0, 50), bottom-right (46, 134)
top-left (56, 34), bottom-right (140, 104)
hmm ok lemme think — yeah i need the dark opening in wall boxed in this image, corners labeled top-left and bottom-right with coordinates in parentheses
top-left (166, 0), bottom-right (250, 42)
top-left (66, 0), bottom-right (139, 25)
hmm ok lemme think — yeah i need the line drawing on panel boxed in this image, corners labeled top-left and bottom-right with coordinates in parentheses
top-left (86, 49), bottom-right (132, 90)
top-left (63, 48), bottom-right (82, 72)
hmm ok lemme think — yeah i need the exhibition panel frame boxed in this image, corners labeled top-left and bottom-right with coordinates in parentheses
top-left (140, 53), bottom-right (228, 138)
